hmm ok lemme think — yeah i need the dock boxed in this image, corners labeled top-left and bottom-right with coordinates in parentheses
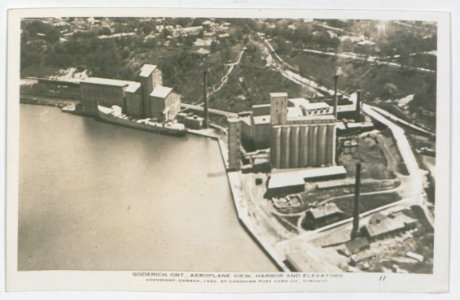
top-left (226, 171), bottom-right (290, 271)
top-left (218, 103), bottom-right (431, 273)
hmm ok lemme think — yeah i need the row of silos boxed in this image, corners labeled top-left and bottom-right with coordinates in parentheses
top-left (271, 123), bottom-right (336, 169)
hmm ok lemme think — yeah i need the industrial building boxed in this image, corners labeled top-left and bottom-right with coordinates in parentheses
top-left (80, 77), bottom-right (141, 114)
top-left (240, 105), bottom-right (272, 150)
top-left (288, 97), bottom-right (331, 116)
top-left (228, 118), bottom-right (242, 171)
top-left (177, 112), bottom-right (204, 129)
top-left (269, 92), bottom-right (337, 169)
top-left (148, 86), bottom-right (181, 122)
top-left (80, 64), bottom-right (179, 122)
top-left (228, 85), bottom-right (363, 175)
top-left (360, 212), bottom-right (418, 241)
top-left (266, 165), bottom-right (347, 196)
top-left (241, 95), bottom-right (342, 152)
top-left (138, 64), bottom-right (163, 118)
top-left (302, 203), bottom-right (346, 230)
top-left (125, 82), bottom-right (143, 117)
top-left (271, 120), bottom-right (337, 169)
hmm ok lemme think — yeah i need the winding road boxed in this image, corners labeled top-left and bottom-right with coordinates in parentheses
top-left (208, 47), bottom-right (246, 98)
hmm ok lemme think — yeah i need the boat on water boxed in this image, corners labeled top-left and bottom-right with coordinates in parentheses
top-left (97, 105), bottom-right (187, 137)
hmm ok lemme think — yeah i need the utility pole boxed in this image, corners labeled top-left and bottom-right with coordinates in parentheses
top-left (356, 90), bottom-right (362, 121)
top-left (333, 73), bottom-right (339, 119)
top-left (203, 70), bottom-right (208, 129)
top-left (351, 162), bottom-right (361, 240)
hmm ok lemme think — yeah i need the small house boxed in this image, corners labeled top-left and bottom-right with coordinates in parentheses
top-left (302, 203), bottom-right (346, 230)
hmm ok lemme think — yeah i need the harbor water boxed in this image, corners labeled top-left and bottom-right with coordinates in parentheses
top-left (18, 104), bottom-right (277, 272)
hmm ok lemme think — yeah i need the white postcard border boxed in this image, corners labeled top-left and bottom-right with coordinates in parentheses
top-left (5, 7), bottom-right (452, 293)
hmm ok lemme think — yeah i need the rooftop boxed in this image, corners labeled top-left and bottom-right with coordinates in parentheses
top-left (98, 32), bottom-right (136, 39)
top-left (253, 115), bottom-right (271, 125)
top-left (288, 97), bottom-right (310, 107)
top-left (125, 82), bottom-right (141, 93)
top-left (194, 48), bottom-right (211, 55)
top-left (150, 86), bottom-right (173, 99)
top-left (363, 212), bottom-right (418, 238)
top-left (268, 174), bottom-right (305, 191)
top-left (228, 117), bottom-right (240, 124)
top-left (287, 106), bottom-right (304, 118)
top-left (307, 203), bottom-right (345, 220)
top-left (139, 64), bottom-right (157, 77)
top-left (268, 166), bottom-right (347, 190)
top-left (179, 26), bottom-right (203, 32)
top-left (252, 104), bottom-right (271, 117)
top-left (194, 38), bottom-right (212, 47)
top-left (286, 114), bottom-right (337, 123)
top-left (304, 102), bottom-right (331, 110)
top-left (252, 103), bottom-right (271, 108)
top-left (288, 98), bottom-right (330, 112)
top-left (270, 92), bottom-right (288, 98)
top-left (81, 77), bottom-right (138, 88)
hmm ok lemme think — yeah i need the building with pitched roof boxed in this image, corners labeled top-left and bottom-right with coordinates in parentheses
top-left (361, 212), bottom-right (418, 240)
top-left (302, 203), bottom-right (346, 229)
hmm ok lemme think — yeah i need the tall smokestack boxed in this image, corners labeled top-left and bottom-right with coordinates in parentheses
top-left (351, 162), bottom-right (361, 240)
top-left (333, 73), bottom-right (339, 119)
top-left (203, 70), bottom-right (208, 129)
top-left (356, 90), bottom-right (362, 120)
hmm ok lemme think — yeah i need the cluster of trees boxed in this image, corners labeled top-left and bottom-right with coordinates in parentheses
top-left (257, 19), bottom-right (437, 63)
top-left (159, 50), bottom-right (197, 87)
top-left (21, 24), bottom-right (138, 79)
top-left (20, 18), bottom-right (253, 103)
top-left (261, 22), bottom-right (341, 51)
top-left (21, 19), bottom-right (168, 79)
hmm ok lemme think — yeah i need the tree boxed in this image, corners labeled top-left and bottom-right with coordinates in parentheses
top-left (220, 48), bottom-right (232, 62)
top-left (100, 26), bottom-right (111, 36)
top-left (144, 36), bottom-right (157, 49)
top-left (160, 28), bottom-right (169, 39)
top-left (140, 22), bottom-right (155, 35)
top-left (23, 20), bottom-right (60, 44)
top-left (382, 83), bottom-right (399, 99)
top-left (210, 40), bottom-right (219, 53)
top-left (183, 35), bottom-right (196, 47)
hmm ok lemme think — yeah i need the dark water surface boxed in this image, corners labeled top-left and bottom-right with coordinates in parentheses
top-left (18, 104), bottom-right (277, 271)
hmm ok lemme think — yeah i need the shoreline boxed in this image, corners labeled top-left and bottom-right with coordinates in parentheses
top-left (217, 104), bottom-right (430, 273)
top-left (20, 95), bottom-right (75, 108)
top-left (19, 100), bottom-right (430, 273)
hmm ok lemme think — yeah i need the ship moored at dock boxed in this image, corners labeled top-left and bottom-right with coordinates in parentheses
top-left (97, 105), bottom-right (187, 137)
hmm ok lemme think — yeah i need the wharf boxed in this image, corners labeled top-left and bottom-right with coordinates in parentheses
top-left (226, 171), bottom-right (290, 271)
top-left (215, 134), bottom-right (288, 270)
top-left (20, 94), bottom-right (77, 108)
top-left (219, 103), bottom-right (431, 273)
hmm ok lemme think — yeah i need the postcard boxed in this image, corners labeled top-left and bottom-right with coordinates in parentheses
top-left (5, 7), bottom-right (451, 292)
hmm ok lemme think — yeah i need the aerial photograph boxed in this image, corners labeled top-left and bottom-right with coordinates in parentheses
top-left (18, 17), bottom-right (436, 273)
